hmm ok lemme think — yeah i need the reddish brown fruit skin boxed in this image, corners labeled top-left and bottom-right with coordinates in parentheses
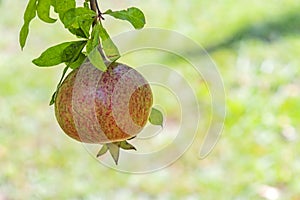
top-left (54, 62), bottom-right (153, 143)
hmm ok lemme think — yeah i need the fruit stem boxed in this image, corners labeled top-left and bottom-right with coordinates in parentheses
top-left (90, 0), bottom-right (104, 21)
top-left (89, 0), bottom-right (107, 61)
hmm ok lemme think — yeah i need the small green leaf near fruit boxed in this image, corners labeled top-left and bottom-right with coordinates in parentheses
top-left (149, 107), bottom-right (164, 127)
top-left (86, 23), bottom-right (101, 54)
top-left (98, 22), bottom-right (120, 61)
top-left (87, 47), bottom-right (107, 71)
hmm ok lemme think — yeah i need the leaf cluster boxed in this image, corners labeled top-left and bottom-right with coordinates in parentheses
top-left (19, 0), bottom-right (146, 105)
top-left (19, 0), bottom-right (164, 164)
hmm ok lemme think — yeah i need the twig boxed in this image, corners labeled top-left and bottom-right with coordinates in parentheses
top-left (89, 0), bottom-right (107, 61)
top-left (90, 0), bottom-right (105, 20)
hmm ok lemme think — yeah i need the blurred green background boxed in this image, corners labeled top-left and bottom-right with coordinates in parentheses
top-left (1, 0), bottom-right (300, 199)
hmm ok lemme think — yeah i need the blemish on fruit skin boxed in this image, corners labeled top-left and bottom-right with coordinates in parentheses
top-left (54, 62), bottom-right (153, 144)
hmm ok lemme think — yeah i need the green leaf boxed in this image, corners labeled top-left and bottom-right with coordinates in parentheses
top-left (48, 41), bottom-right (86, 104)
top-left (50, 0), bottom-right (56, 7)
top-left (33, 42), bottom-right (70, 66)
top-left (19, 0), bottom-right (38, 49)
top-left (37, 0), bottom-right (57, 23)
top-left (32, 42), bottom-right (71, 67)
top-left (98, 22), bottom-right (120, 61)
top-left (32, 40), bottom-right (86, 67)
top-left (62, 7), bottom-right (96, 38)
top-left (49, 92), bottom-right (57, 106)
top-left (49, 65), bottom-right (69, 105)
top-left (68, 28), bottom-right (87, 38)
top-left (61, 40), bottom-right (87, 62)
top-left (20, 26), bottom-right (30, 50)
top-left (86, 23), bottom-right (101, 54)
top-left (104, 7), bottom-right (146, 29)
top-left (149, 107), bottom-right (164, 127)
top-left (62, 7), bottom-right (95, 28)
top-left (49, 51), bottom-right (86, 105)
top-left (49, 52), bottom-right (85, 105)
top-left (69, 53), bottom-right (86, 70)
top-left (87, 48), bottom-right (107, 71)
top-left (84, 1), bottom-right (89, 9)
top-left (52, 0), bottom-right (75, 19)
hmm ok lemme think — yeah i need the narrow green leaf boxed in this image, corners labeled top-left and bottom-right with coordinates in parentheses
top-left (62, 7), bottom-right (94, 28)
top-left (68, 28), bottom-right (86, 38)
top-left (32, 41), bottom-right (86, 67)
top-left (53, 0), bottom-right (75, 19)
top-left (61, 40), bottom-right (87, 62)
top-left (19, 0), bottom-right (38, 49)
top-left (37, 0), bottom-right (57, 23)
top-left (149, 107), bottom-right (164, 127)
top-left (98, 22), bottom-right (120, 62)
top-left (62, 7), bottom-right (96, 38)
top-left (49, 44), bottom-right (86, 105)
top-left (104, 7), bottom-right (146, 29)
top-left (49, 65), bottom-right (69, 105)
top-left (19, 26), bottom-right (30, 50)
top-left (86, 23), bottom-right (101, 54)
top-left (87, 48), bottom-right (107, 71)
top-left (49, 91), bottom-right (57, 106)
top-left (69, 53), bottom-right (86, 70)
top-left (33, 42), bottom-right (70, 66)
top-left (23, 0), bottom-right (37, 22)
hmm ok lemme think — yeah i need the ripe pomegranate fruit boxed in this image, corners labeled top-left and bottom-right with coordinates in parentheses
top-left (54, 61), bottom-right (153, 164)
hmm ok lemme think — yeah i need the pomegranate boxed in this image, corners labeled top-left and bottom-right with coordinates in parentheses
top-left (54, 61), bottom-right (153, 163)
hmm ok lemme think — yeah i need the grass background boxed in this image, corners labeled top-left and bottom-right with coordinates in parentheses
top-left (1, 0), bottom-right (300, 199)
